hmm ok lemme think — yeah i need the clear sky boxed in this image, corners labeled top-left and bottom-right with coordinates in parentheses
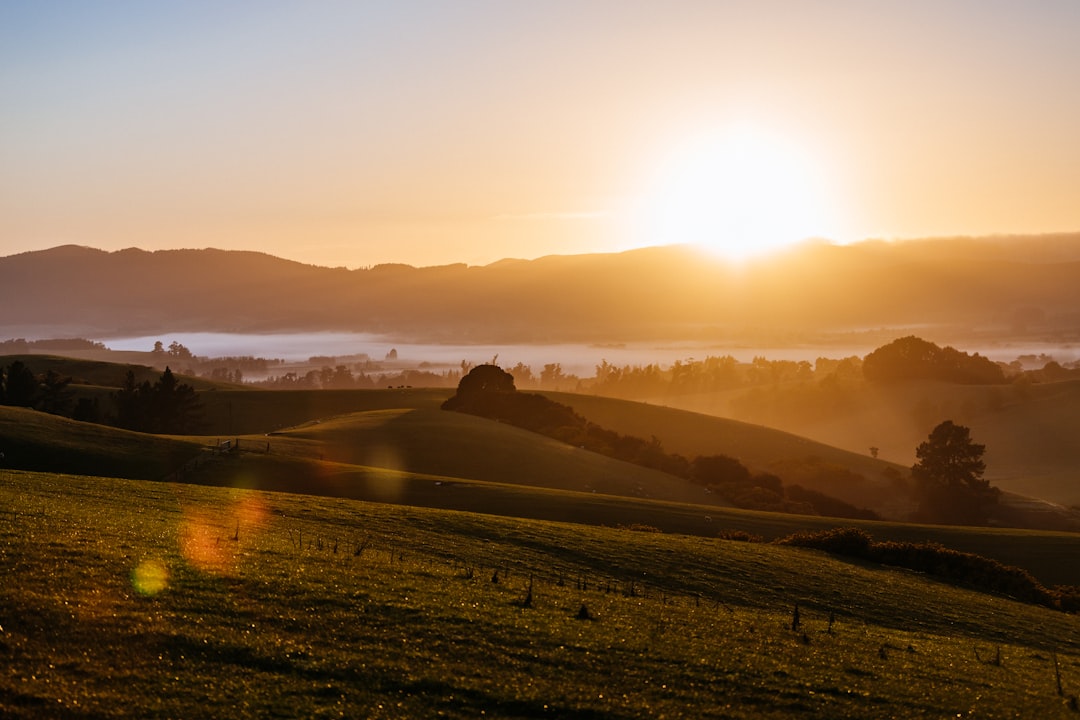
top-left (2, 0), bottom-right (1078, 268)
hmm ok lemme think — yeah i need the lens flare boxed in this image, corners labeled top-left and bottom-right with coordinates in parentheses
top-left (132, 558), bottom-right (169, 596)
top-left (179, 511), bottom-right (232, 574)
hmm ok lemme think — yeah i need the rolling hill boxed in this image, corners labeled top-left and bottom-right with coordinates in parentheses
top-left (4, 469), bottom-right (1080, 718)
top-left (4, 350), bottom-right (1077, 526)
top-left (642, 378), bottom-right (1080, 508)
top-left (4, 375), bottom-right (1080, 586)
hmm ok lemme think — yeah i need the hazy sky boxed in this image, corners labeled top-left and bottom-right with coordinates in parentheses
top-left (2, 1), bottom-right (1078, 268)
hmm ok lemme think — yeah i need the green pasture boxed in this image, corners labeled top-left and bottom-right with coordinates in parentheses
top-left (4, 401), bottom-right (1080, 588)
top-left (2, 470), bottom-right (1080, 718)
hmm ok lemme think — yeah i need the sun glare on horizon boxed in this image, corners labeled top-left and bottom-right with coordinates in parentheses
top-left (637, 125), bottom-right (838, 262)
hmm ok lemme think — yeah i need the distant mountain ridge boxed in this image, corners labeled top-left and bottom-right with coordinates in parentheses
top-left (4, 235), bottom-right (1080, 342)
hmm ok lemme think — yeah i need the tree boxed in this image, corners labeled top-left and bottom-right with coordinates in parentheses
top-left (540, 363), bottom-right (565, 388)
top-left (863, 336), bottom-right (1005, 384)
top-left (4, 361), bottom-right (38, 407)
top-left (911, 420), bottom-right (999, 524)
top-left (167, 341), bottom-right (193, 360)
top-left (151, 366), bottom-right (202, 433)
top-left (113, 370), bottom-right (148, 430)
top-left (691, 454), bottom-right (752, 488)
top-left (454, 364), bottom-right (515, 397)
top-left (37, 369), bottom-right (73, 415)
top-left (111, 367), bottom-right (202, 433)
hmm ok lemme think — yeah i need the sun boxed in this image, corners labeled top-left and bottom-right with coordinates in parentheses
top-left (638, 125), bottom-right (834, 261)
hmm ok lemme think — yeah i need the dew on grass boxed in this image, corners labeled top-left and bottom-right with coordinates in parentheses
top-left (235, 495), bottom-right (269, 529)
top-left (132, 558), bottom-right (169, 596)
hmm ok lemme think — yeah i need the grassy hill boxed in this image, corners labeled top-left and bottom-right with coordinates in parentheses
top-left (642, 379), bottom-right (1080, 508)
top-left (0, 353), bottom-right (230, 391)
top-left (3, 469), bottom-right (1080, 718)
top-left (272, 407), bottom-right (719, 506)
top-left (12, 351), bottom-right (1075, 517)
top-left (0, 406), bottom-right (202, 480)
top-left (4, 402), bottom-right (1080, 588)
top-left (547, 391), bottom-right (901, 479)
top-left (195, 387), bottom-right (912, 516)
top-left (197, 387), bottom-right (453, 435)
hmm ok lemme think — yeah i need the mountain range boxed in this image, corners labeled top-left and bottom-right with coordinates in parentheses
top-left (3, 234), bottom-right (1080, 343)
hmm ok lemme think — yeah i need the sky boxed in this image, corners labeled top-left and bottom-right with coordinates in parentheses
top-left (2, 0), bottom-right (1078, 268)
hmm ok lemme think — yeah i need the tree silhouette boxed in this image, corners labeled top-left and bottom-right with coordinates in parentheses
top-left (453, 364), bottom-right (516, 397)
top-left (691, 454), bottom-right (752, 487)
top-left (3, 361), bottom-right (38, 407)
top-left (112, 366), bottom-right (202, 433)
top-left (863, 336), bottom-right (1005, 384)
top-left (37, 369), bottom-right (73, 415)
top-left (912, 420), bottom-right (999, 524)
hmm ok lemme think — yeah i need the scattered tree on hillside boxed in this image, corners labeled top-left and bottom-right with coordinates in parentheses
top-left (911, 420), bottom-right (999, 525)
top-left (37, 369), bottom-right (73, 415)
top-left (691, 454), bottom-right (752, 487)
top-left (112, 366), bottom-right (203, 434)
top-left (167, 341), bottom-right (193, 360)
top-left (3, 360), bottom-right (39, 407)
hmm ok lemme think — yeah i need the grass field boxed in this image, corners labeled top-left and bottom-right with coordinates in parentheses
top-left (3, 470), bottom-right (1080, 718)
top-left (5, 399), bottom-right (1080, 589)
top-left (5, 356), bottom-right (1080, 716)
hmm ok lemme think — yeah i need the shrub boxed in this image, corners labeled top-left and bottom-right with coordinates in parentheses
top-left (715, 529), bottom-right (763, 543)
top-left (774, 527), bottom-right (873, 557)
top-left (774, 527), bottom-right (1063, 611)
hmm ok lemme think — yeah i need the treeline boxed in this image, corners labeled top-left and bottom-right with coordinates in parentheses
top-left (443, 365), bottom-right (878, 520)
top-left (0, 359), bottom-right (202, 433)
top-left (0, 359), bottom-right (80, 417)
top-left (112, 367), bottom-right (203, 434)
top-left (254, 366), bottom-right (462, 390)
top-left (0, 337), bottom-right (107, 353)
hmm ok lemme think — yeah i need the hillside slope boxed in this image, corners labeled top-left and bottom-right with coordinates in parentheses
top-left (546, 392), bottom-right (905, 513)
top-left (273, 407), bottom-right (722, 506)
top-left (648, 379), bottom-right (1080, 508)
top-left (4, 470), bottom-right (1080, 718)
top-left (0, 406), bottom-right (202, 479)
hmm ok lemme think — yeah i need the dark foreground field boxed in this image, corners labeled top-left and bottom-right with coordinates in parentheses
top-left (2, 470), bottom-right (1079, 718)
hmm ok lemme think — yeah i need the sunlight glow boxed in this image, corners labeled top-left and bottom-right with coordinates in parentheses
top-left (639, 125), bottom-right (835, 261)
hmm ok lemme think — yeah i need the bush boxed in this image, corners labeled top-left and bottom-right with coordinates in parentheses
top-left (775, 527), bottom-right (873, 556)
top-left (774, 527), bottom-right (1064, 611)
top-left (716, 529), bottom-right (763, 543)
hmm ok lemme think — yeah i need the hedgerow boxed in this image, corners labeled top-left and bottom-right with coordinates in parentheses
top-left (775, 527), bottom-right (1075, 612)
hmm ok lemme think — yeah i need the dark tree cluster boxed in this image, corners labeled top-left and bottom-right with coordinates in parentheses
top-left (0, 360), bottom-right (74, 416)
top-left (443, 365), bottom-right (879, 520)
top-left (151, 340), bottom-right (195, 360)
top-left (112, 367), bottom-right (203, 434)
top-left (862, 336), bottom-right (1006, 384)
